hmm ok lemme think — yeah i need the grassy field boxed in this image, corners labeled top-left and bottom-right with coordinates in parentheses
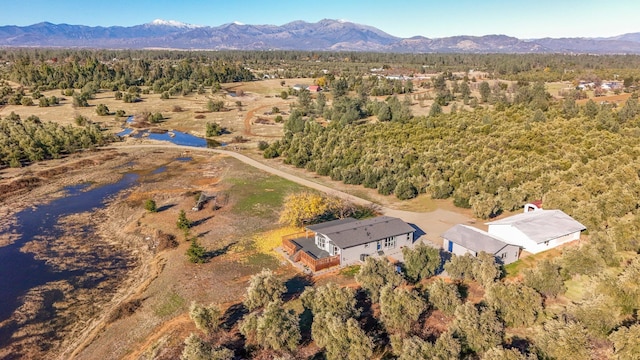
top-left (504, 248), bottom-right (562, 277)
top-left (227, 174), bottom-right (306, 219)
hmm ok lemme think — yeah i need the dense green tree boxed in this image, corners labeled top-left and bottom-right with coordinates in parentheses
top-left (243, 269), bottom-right (286, 311)
top-left (444, 253), bottom-right (476, 282)
top-left (186, 238), bottom-right (207, 263)
top-left (536, 319), bottom-right (590, 360)
top-left (312, 314), bottom-right (373, 360)
top-left (427, 278), bottom-right (463, 316)
top-left (355, 257), bottom-right (403, 302)
top-left (479, 81), bottom-right (491, 103)
top-left (300, 282), bottom-right (359, 320)
top-left (402, 243), bottom-right (441, 282)
top-left (485, 282), bottom-right (542, 327)
top-left (482, 347), bottom-right (536, 360)
top-left (379, 285), bottom-right (427, 335)
top-left (609, 324), bottom-right (640, 360)
top-left (452, 303), bottom-right (504, 354)
top-left (522, 259), bottom-right (565, 297)
top-left (393, 332), bottom-right (461, 360)
top-left (144, 199), bottom-right (157, 212)
top-left (177, 210), bottom-right (191, 231)
top-left (239, 299), bottom-right (300, 353)
top-left (188, 302), bottom-right (221, 335)
top-left (394, 179), bottom-right (418, 200)
top-left (180, 333), bottom-right (212, 360)
top-left (567, 295), bottom-right (619, 338)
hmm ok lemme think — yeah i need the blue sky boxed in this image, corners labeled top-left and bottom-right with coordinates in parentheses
top-left (1, 0), bottom-right (639, 39)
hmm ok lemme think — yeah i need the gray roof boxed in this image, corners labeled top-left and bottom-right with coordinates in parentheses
top-left (442, 224), bottom-right (514, 254)
top-left (486, 209), bottom-right (586, 244)
top-left (308, 216), bottom-right (415, 250)
top-left (307, 218), bottom-right (358, 232)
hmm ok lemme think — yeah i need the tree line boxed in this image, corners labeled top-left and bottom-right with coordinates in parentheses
top-left (179, 247), bottom-right (640, 359)
top-left (0, 112), bottom-right (112, 167)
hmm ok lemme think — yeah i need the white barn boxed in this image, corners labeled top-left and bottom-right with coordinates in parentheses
top-left (442, 224), bottom-right (520, 265)
top-left (486, 209), bottom-right (585, 254)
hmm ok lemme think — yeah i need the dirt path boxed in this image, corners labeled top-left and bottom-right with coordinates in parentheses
top-left (107, 144), bottom-right (474, 244)
top-left (122, 313), bottom-right (191, 360)
top-left (65, 256), bottom-right (167, 359)
top-left (243, 102), bottom-right (288, 137)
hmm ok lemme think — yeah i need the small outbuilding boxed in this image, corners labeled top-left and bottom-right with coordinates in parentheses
top-left (486, 209), bottom-right (586, 254)
top-left (442, 224), bottom-right (520, 265)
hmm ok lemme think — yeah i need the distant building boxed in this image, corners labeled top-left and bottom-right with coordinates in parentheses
top-left (307, 85), bottom-right (321, 92)
top-left (486, 209), bottom-right (585, 254)
top-left (442, 224), bottom-right (520, 265)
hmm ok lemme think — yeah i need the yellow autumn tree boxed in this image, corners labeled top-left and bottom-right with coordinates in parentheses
top-left (279, 192), bottom-right (339, 227)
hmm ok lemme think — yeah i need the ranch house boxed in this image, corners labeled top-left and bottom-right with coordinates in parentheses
top-left (282, 216), bottom-right (415, 272)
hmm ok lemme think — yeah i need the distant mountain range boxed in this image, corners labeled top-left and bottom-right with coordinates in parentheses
top-left (2, 18), bottom-right (640, 54)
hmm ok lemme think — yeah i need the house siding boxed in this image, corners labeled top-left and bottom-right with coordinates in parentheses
top-left (488, 224), bottom-right (580, 254)
top-left (339, 232), bottom-right (413, 266)
top-left (443, 239), bottom-right (477, 257)
top-left (522, 232), bottom-right (580, 254)
top-left (494, 244), bottom-right (520, 265)
top-left (442, 239), bottom-right (520, 265)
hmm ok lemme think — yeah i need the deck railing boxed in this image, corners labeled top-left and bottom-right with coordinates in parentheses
top-left (282, 231), bottom-right (340, 271)
top-left (299, 251), bottom-right (340, 272)
top-left (282, 232), bottom-right (310, 255)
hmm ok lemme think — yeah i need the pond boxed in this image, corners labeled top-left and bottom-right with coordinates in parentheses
top-left (117, 127), bottom-right (225, 148)
top-left (0, 173), bottom-right (139, 337)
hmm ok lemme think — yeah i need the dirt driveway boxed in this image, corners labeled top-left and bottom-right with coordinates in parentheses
top-left (110, 143), bottom-right (475, 246)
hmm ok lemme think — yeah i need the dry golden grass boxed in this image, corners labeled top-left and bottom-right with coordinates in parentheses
top-left (0, 79), bottom-right (301, 145)
top-left (253, 226), bottom-right (302, 254)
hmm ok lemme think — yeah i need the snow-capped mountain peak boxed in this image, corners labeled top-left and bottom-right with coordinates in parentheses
top-left (149, 19), bottom-right (201, 29)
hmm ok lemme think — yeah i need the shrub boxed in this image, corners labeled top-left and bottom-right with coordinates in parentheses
top-left (207, 100), bottom-right (225, 112)
top-left (96, 103), bottom-right (110, 116)
top-left (257, 141), bottom-right (269, 151)
top-left (206, 122), bottom-right (223, 137)
top-left (186, 238), bottom-right (207, 264)
top-left (144, 199), bottom-right (157, 212)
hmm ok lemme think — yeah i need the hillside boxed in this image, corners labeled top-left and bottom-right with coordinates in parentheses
top-left (3, 18), bottom-right (640, 53)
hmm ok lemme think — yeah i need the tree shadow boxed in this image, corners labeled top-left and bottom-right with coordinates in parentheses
top-left (191, 216), bottom-right (213, 227)
top-left (197, 230), bottom-right (211, 238)
top-left (299, 308), bottom-right (314, 345)
top-left (506, 336), bottom-right (534, 355)
top-left (221, 302), bottom-right (248, 330)
top-left (283, 274), bottom-right (314, 302)
top-left (456, 282), bottom-right (469, 302)
top-left (156, 203), bottom-right (175, 212)
top-left (207, 241), bottom-right (236, 260)
top-left (438, 249), bottom-right (452, 274)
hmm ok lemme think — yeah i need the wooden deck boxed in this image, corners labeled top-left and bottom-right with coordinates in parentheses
top-left (282, 234), bottom-right (340, 272)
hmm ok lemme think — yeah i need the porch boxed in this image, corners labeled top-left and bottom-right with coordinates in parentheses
top-left (282, 233), bottom-right (341, 272)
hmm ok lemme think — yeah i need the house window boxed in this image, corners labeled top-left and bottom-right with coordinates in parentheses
top-left (384, 237), bottom-right (396, 248)
top-left (500, 252), bottom-right (507, 259)
top-left (317, 236), bottom-right (325, 250)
